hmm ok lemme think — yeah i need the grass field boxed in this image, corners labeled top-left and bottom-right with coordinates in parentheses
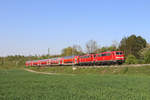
top-left (0, 66), bottom-right (150, 100)
top-left (29, 65), bottom-right (150, 76)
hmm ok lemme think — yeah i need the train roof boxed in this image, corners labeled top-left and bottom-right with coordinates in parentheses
top-left (51, 57), bottom-right (60, 60)
top-left (79, 54), bottom-right (94, 56)
top-left (96, 51), bottom-right (124, 54)
top-left (39, 59), bottom-right (49, 61)
top-left (63, 55), bottom-right (79, 59)
top-left (63, 56), bottom-right (74, 59)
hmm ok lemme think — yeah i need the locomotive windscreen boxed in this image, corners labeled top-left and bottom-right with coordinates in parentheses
top-left (116, 52), bottom-right (123, 55)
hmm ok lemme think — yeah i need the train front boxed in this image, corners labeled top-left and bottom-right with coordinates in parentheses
top-left (114, 51), bottom-right (125, 64)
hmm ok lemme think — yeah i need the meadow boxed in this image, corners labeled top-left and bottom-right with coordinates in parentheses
top-left (29, 65), bottom-right (150, 76)
top-left (0, 66), bottom-right (150, 100)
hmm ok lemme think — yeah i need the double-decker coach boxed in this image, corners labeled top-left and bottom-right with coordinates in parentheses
top-left (25, 61), bottom-right (31, 67)
top-left (78, 54), bottom-right (95, 65)
top-left (62, 56), bottom-right (79, 65)
top-left (51, 58), bottom-right (60, 65)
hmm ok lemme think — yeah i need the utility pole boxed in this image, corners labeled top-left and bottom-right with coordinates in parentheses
top-left (72, 45), bottom-right (74, 67)
top-left (72, 45), bottom-right (76, 70)
top-left (2, 57), bottom-right (5, 65)
top-left (48, 48), bottom-right (50, 58)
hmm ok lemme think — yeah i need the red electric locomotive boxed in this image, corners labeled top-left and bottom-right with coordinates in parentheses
top-left (95, 51), bottom-right (125, 65)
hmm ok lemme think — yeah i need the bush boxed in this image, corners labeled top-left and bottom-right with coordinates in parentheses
top-left (137, 59), bottom-right (145, 64)
top-left (144, 50), bottom-right (150, 64)
top-left (125, 55), bottom-right (138, 64)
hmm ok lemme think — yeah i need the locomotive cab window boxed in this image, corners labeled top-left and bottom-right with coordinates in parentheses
top-left (98, 54), bottom-right (102, 57)
top-left (116, 52), bottom-right (123, 55)
top-left (101, 54), bottom-right (106, 56)
top-left (106, 53), bottom-right (111, 56)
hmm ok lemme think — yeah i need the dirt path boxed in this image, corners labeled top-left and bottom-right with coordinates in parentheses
top-left (24, 68), bottom-right (75, 76)
top-left (24, 68), bottom-right (58, 75)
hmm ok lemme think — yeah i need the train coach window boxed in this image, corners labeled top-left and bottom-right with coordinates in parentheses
top-left (116, 52), bottom-right (123, 55)
top-left (85, 56), bottom-right (89, 58)
top-left (80, 55), bottom-right (92, 58)
top-left (86, 56), bottom-right (89, 58)
top-left (82, 56), bottom-right (86, 58)
top-left (80, 56), bottom-right (85, 58)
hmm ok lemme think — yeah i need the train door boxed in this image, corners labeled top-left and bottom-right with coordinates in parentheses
top-left (62, 58), bottom-right (64, 65)
top-left (82, 56), bottom-right (85, 63)
top-left (101, 53), bottom-right (107, 62)
top-left (96, 54), bottom-right (102, 62)
top-left (58, 58), bottom-right (61, 65)
top-left (89, 55), bottom-right (93, 63)
top-left (111, 52), bottom-right (115, 61)
top-left (74, 57), bottom-right (78, 64)
top-left (105, 53), bottom-right (112, 61)
top-left (85, 55), bottom-right (88, 63)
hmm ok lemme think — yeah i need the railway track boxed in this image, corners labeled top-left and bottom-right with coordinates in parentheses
top-left (72, 64), bottom-right (150, 68)
top-left (24, 64), bottom-right (150, 75)
top-left (36, 64), bottom-right (150, 69)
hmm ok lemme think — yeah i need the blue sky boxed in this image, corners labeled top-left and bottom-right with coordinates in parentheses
top-left (0, 0), bottom-right (150, 56)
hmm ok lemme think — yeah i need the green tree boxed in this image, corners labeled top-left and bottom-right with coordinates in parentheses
top-left (72, 45), bottom-right (84, 55)
top-left (96, 47), bottom-right (108, 53)
top-left (95, 46), bottom-right (118, 53)
top-left (61, 46), bottom-right (84, 56)
top-left (144, 51), bottom-right (150, 63)
top-left (119, 35), bottom-right (147, 58)
top-left (140, 44), bottom-right (150, 63)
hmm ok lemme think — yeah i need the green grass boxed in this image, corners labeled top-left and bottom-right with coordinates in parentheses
top-left (0, 63), bottom-right (24, 70)
top-left (1, 67), bottom-right (150, 100)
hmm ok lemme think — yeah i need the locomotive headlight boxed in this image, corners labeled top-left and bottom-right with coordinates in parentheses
top-left (116, 57), bottom-right (124, 58)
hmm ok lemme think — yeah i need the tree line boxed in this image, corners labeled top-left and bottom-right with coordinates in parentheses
top-left (0, 34), bottom-right (150, 68)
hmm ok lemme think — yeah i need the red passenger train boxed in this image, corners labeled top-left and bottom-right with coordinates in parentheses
top-left (25, 51), bottom-right (125, 67)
